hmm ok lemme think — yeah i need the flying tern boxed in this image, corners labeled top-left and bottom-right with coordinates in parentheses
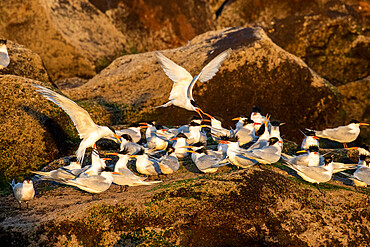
top-left (155, 49), bottom-right (231, 118)
top-left (33, 84), bottom-right (122, 163)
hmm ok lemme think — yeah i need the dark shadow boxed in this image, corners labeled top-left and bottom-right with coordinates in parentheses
top-left (22, 106), bottom-right (77, 156)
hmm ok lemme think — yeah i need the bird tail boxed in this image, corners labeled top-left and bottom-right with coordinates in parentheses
top-left (10, 179), bottom-right (15, 189)
top-left (281, 153), bottom-right (293, 160)
top-left (31, 171), bottom-right (51, 177)
top-left (136, 180), bottom-right (162, 186)
top-left (152, 100), bottom-right (173, 109)
top-left (76, 147), bottom-right (86, 164)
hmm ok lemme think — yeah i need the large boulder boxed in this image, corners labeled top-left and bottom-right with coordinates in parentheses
top-left (0, 75), bottom-right (77, 184)
top-left (92, 0), bottom-right (215, 52)
top-left (210, 0), bottom-right (369, 86)
top-left (267, 0), bottom-right (369, 86)
top-left (65, 27), bottom-right (343, 143)
top-left (0, 40), bottom-right (50, 83)
top-left (0, 0), bottom-right (126, 80)
top-left (338, 76), bottom-right (370, 143)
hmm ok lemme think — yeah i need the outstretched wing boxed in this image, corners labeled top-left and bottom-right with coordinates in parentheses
top-left (188, 48), bottom-right (231, 99)
top-left (33, 84), bottom-right (97, 139)
top-left (155, 52), bottom-right (193, 103)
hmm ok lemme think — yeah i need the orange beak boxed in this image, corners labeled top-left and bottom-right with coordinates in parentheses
top-left (106, 153), bottom-right (118, 155)
top-left (232, 117), bottom-right (241, 121)
top-left (313, 136), bottom-right (320, 140)
top-left (359, 123), bottom-right (369, 126)
top-left (296, 150), bottom-right (308, 154)
top-left (203, 112), bottom-right (214, 119)
top-left (170, 137), bottom-right (178, 141)
top-left (219, 140), bottom-right (230, 144)
top-left (114, 134), bottom-right (122, 143)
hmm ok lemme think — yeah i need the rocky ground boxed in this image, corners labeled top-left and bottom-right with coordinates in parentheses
top-left (1, 154), bottom-right (369, 246)
top-left (0, 0), bottom-right (369, 246)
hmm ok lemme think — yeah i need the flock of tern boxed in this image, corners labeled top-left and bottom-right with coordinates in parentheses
top-left (8, 48), bottom-right (369, 208)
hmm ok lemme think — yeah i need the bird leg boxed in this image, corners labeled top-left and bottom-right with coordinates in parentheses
top-left (26, 202), bottom-right (29, 209)
top-left (124, 185), bottom-right (129, 192)
top-left (119, 185), bottom-right (123, 193)
top-left (315, 183), bottom-right (325, 195)
top-left (18, 202), bottom-right (22, 209)
top-left (343, 143), bottom-right (347, 148)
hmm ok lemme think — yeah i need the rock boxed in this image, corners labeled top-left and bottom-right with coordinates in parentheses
top-left (210, 0), bottom-right (369, 86)
top-left (338, 76), bottom-right (370, 143)
top-left (0, 75), bottom-right (77, 182)
top-left (0, 40), bottom-right (50, 83)
top-left (91, 0), bottom-right (215, 52)
top-left (267, 0), bottom-right (369, 85)
top-left (65, 27), bottom-right (342, 143)
top-left (0, 0), bottom-right (126, 80)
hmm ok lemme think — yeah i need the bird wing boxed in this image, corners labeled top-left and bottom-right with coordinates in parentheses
top-left (246, 146), bottom-right (280, 164)
top-left (155, 52), bottom-right (193, 103)
top-left (197, 155), bottom-right (224, 170)
top-left (33, 84), bottom-right (98, 139)
top-left (317, 125), bottom-right (356, 142)
top-left (65, 175), bottom-right (110, 192)
top-left (188, 49), bottom-right (231, 99)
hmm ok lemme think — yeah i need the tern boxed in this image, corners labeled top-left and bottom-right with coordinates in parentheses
top-left (233, 118), bottom-right (255, 146)
top-left (155, 49), bottom-right (231, 118)
top-left (284, 156), bottom-right (334, 185)
top-left (300, 130), bottom-right (319, 150)
top-left (306, 120), bottom-right (369, 147)
top-left (33, 84), bottom-right (122, 163)
top-left (10, 179), bottom-right (35, 209)
top-left (250, 107), bottom-right (266, 132)
top-left (204, 114), bottom-right (233, 140)
top-left (115, 123), bottom-right (143, 143)
top-left (232, 116), bottom-right (248, 133)
top-left (270, 121), bottom-right (284, 142)
top-left (62, 169), bottom-right (117, 196)
top-left (221, 137), bottom-right (257, 169)
top-left (184, 122), bottom-right (208, 145)
top-left (0, 39), bottom-right (10, 69)
top-left (282, 146), bottom-right (321, 167)
top-left (242, 137), bottom-right (283, 165)
top-left (247, 114), bottom-right (271, 151)
top-left (119, 134), bottom-right (144, 155)
top-left (352, 156), bottom-right (370, 188)
top-left (130, 150), bottom-right (163, 176)
top-left (158, 147), bottom-right (180, 177)
top-left (186, 146), bottom-right (228, 173)
top-left (171, 133), bottom-right (190, 159)
top-left (107, 151), bottom-right (161, 192)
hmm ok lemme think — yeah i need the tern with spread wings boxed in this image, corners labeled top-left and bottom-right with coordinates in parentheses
top-left (155, 49), bottom-right (231, 118)
top-left (33, 84), bottom-right (122, 163)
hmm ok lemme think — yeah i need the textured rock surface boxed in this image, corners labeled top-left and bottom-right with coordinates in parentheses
top-left (0, 167), bottom-right (369, 246)
top-left (210, 0), bottom-right (369, 86)
top-left (0, 0), bottom-right (126, 80)
top-left (0, 40), bottom-right (50, 83)
top-left (91, 0), bottom-right (215, 52)
top-left (65, 27), bottom-right (342, 143)
top-left (0, 75), bottom-right (77, 183)
top-left (338, 76), bottom-right (370, 142)
top-left (267, 0), bottom-right (369, 85)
